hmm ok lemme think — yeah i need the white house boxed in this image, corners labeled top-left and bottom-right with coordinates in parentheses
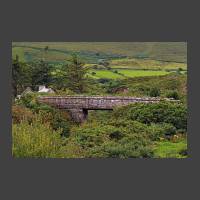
top-left (38, 85), bottom-right (55, 93)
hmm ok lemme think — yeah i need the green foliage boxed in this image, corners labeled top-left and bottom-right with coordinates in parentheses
top-left (148, 123), bottom-right (176, 140)
top-left (153, 138), bottom-right (187, 158)
top-left (103, 79), bottom-right (122, 93)
top-left (12, 58), bottom-right (53, 98)
top-left (90, 139), bottom-right (153, 158)
top-left (12, 105), bottom-right (34, 124)
top-left (12, 56), bottom-right (32, 98)
top-left (16, 93), bottom-right (71, 137)
top-left (12, 118), bottom-right (65, 158)
top-left (51, 112), bottom-right (70, 137)
top-left (113, 101), bottom-right (187, 131)
top-left (62, 54), bottom-right (89, 93)
top-left (30, 60), bottom-right (53, 89)
top-left (71, 121), bottom-right (154, 158)
top-left (149, 87), bottom-right (160, 97)
top-left (44, 46), bottom-right (49, 52)
top-left (166, 90), bottom-right (180, 100)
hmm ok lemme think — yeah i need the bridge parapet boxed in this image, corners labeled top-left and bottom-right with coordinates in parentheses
top-left (38, 96), bottom-right (164, 110)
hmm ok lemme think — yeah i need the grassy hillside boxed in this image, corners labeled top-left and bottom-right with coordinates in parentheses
top-left (110, 58), bottom-right (187, 70)
top-left (12, 42), bottom-right (187, 63)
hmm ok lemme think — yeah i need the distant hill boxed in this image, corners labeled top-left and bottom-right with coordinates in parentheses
top-left (12, 42), bottom-right (187, 63)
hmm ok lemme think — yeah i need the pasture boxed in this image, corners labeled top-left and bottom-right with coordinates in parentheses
top-left (154, 139), bottom-right (187, 158)
top-left (110, 58), bottom-right (187, 70)
top-left (89, 69), bottom-right (171, 79)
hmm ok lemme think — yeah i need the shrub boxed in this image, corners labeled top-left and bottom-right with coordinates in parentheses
top-left (148, 123), bottom-right (176, 140)
top-left (16, 92), bottom-right (71, 136)
top-left (71, 121), bottom-right (154, 158)
top-left (112, 101), bottom-right (187, 131)
top-left (149, 87), bottom-right (160, 97)
top-left (12, 105), bottom-right (34, 124)
top-left (178, 68), bottom-right (183, 71)
top-left (166, 90), bottom-right (180, 100)
top-left (51, 111), bottom-right (71, 137)
top-left (98, 78), bottom-right (110, 84)
top-left (89, 136), bottom-right (153, 158)
top-left (71, 124), bottom-right (122, 148)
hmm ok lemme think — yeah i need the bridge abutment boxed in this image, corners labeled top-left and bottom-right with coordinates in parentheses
top-left (69, 109), bottom-right (88, 123)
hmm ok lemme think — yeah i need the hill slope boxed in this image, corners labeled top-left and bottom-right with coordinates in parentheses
top-left (12, 42), bottom-right (187, 63)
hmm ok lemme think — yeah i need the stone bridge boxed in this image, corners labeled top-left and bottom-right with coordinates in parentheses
top-left (38, 96), bottom-right (173, 122)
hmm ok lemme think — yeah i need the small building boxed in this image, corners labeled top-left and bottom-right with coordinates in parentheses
top-left (38, 85), bottom-right (55, 93)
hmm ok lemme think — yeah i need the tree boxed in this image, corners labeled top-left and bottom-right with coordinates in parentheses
top-left (30, 60), bottom-right (52, 89)
top-left (12, 55), bottom-right (32, 98)
top-left (63, 54), bottom-right (88, 93)
top-left (98, 59), bottom-right (110, 68)
top-left (12, 55), bottom-right (20, 98)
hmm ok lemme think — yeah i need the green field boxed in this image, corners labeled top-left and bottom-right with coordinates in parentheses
top-left (89, 69), bottom-right (171, 79)
top-left (110, 58), bottom-right (187, 70)
top-left (118, 69), bottom-right (170, 77)
top-left (154, 139), bottom-right (187, 158)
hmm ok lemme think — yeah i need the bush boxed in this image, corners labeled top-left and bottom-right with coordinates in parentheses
top-left (166, 91), bottom-right (180, 100)
top-left (112, 101), bottom-right (187, 131)
top-left (15, 92), bottom-right (71, 136)
top-left (98, 78), bottom-right (110, 84)
top-left (149, 87), bottom-right (160, 97)
top-left (12, 105), bottom-right (34, 124)
top-left (148, 123), bottom-right (176, 140)
top-left (70, 120), bottom-right (155, 158)
top-left (89, 137), bottom-right (153, 158)
top-left (71, 124), bottom-right (121, 148)
top-left (51, 111), bottom-right (71, 137)
top-left (108, 119), bottom-right (176, 140)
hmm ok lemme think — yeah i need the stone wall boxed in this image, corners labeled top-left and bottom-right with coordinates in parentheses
top-left (38, 96), bottom-right (163, 109)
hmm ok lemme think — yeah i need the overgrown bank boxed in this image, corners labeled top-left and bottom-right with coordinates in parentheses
top-left (12, 97), bottom-right (187, 158)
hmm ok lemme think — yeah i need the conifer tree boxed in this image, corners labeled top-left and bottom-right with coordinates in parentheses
top-left (64, 54), bottom-right (88, 93)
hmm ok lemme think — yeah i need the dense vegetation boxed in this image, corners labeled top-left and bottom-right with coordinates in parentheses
top-left (12, 42), bottom-right (187, 158)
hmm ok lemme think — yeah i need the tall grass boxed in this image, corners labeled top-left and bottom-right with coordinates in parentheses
top-left (12, 118), bottom-right (65, 158)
